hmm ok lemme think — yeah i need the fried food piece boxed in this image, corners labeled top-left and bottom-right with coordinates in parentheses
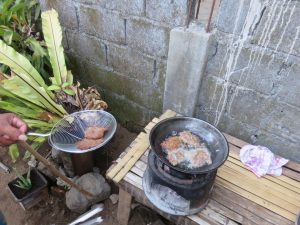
top-left (166, 149), bottom-right (185, 166)
top-left (160, 136), bottom-right (182, 150)
top-left (192, 147), bottom-right (212, 167)
top-left (76, 138), bottom-right (103, 150)
top-left (179, 131), bottom-right (201, 147)
top-left (85, 126), bottom-right (108, 139)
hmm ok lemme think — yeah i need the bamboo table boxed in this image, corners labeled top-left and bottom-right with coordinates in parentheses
top-left (106, 110), bottom-right (300, 225)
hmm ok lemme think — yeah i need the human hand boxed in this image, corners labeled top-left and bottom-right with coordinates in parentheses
top-left (0, 113), bottom-right (28, 146)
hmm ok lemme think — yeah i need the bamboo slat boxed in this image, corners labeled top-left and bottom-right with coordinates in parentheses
top-left (228, 148), bottom-right (300, 193)
top-left (226, 156), bottom-right (300, 193)
top-left (225, 161), bottom-right (300, 200)
top-left (215, 178), bottom-right (296, 221)
top-left (218, 166), bottom-right (299, 213)
top-left (106, 132), bottom-right (148, 179)
top-left (212, 185), bottom-right (294, 225)
top-left (112, 135), bottom-right (149, 183)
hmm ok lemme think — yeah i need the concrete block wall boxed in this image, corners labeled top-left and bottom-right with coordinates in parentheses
top-left (196, 0), bottom-right (300, 161)
top-left (39, 0), bottom-right (188, 131)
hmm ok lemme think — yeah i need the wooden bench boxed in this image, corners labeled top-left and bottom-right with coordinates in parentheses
top-left (106, 110), bottom-right (300, 225)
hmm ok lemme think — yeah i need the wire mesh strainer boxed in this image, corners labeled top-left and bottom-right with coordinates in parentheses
top-left (47, 110), bottom-right (117, 153)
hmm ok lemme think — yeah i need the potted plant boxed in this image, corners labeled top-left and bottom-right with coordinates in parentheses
top-left (7, 167), bottom-right (48, 210)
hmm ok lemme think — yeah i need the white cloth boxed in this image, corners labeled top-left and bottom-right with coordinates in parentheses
top-left (239, 145), bottom-right (289, 177)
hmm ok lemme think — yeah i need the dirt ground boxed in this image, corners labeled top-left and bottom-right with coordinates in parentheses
top-left (0, 124), bottom-right (164, 225)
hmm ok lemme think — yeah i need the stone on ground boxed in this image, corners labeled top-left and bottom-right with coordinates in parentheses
top-left (66, 172), bottom-right (110, 213)
top-left (109, 194), bottom-right (119, 204)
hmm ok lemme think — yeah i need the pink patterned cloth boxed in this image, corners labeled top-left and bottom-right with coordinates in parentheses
top-left (239, 145), bottom-right (289, 177)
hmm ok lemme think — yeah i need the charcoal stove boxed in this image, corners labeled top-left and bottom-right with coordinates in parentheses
top-left (143, 150), bottom-right (217, 216)
top-left (143, 116), bottom-right (229, 216)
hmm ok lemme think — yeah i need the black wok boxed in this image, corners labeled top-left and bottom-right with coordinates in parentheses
top-left (149, 116), bottom-right (229, 174)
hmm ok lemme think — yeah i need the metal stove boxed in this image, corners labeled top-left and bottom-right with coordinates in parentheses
top-left (143, 150), bottom-right (217, 216)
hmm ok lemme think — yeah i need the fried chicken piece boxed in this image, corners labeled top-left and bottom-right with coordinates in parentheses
top-left (179, 131), bottom-right (201, 147)
top-left (166, 149), bottom-right (185, 166)
top-left (192, 148), bottom-right (212, 167)
top-left (76, 138), bottom-right (103, 150)
top-left (160, 136), bottom-right (182, 150)
top-left (85, 126), bottom-right (108, 139)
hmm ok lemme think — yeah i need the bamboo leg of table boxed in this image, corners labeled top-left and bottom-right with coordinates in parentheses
top-left (117, 188), bottom-right (133, 225)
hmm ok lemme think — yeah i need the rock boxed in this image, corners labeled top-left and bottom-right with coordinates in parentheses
top-left (109, 194), bottom-right (119, 204)
top-left (56, 177), bottom-right (71, 189)
top-left (28, 158), bottom-right (37, 167)
top-left (51, 148), bottom-right (75, 177)
top-left (57, 173), bottom-right (78, 189)
top-left (51, 148), bottom-right (62, 163)
top-left (37, 158), bottom-right (58, 181)
top-left (66, 172), bottom-right (110, 213)
top-left (92, 167), bottom-right (100, 174)
top-left (59, 152), bottom-right (75, 177)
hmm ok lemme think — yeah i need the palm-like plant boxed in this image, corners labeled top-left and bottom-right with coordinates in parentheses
top-left (0, 0), bottom-right (51, 79)
top-left (0, 9), bottom-right (107, 161)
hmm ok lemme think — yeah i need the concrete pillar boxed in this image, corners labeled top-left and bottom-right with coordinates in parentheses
top-left (163, 25), bottom-right (212, 116)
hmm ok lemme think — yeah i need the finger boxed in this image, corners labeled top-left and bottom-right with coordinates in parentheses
top-left (3, 135), bottom-right (10, 139)
top-left (3, 132), bottom-right (26, 141)
top-left (11, 117), bottom-right (28, 133)
top-left (0, 136), bottom-right (14, 146)
top-left (2, 126), bottom-right (22, 141)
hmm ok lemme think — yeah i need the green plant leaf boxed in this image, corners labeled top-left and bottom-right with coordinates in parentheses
top-left (13, 167), bottom-right (32, 190)
top-left (63, 89), bottom-right (75, 95)
top-left (34, 4), bottom-right (40, 20)
top-left (2, 0), bottom-right (13, 16)
top-left (3, 29), bottom-right (13, 45)
top-left (25, 37), bottom-right (47, 57)
top-left (47, 84), bottom-right (61, 91)
top-left (26, 168), bottom-right (31, 183)
top-left (0, 85), bottom-right (45, 112)
top-left (0, 39), bottom-right (48, 89)
top-left (23, 150), bottom-right (31, 159)
top-left (9, 144), bottom-right (19, 163)
top-left (42, 9), bottom-right (67, 85)
top-left (24, 119), bottom-right (55, 129)
top-left (66, 70), bottom-right (73, 84)
top-left (15, 183), bottom-right (26, 189)
top-left (0, 100), bottom-right (42, 119)
top-left (2, 76), bottom-right (67, 117)
top-left (62, 82), bottom-right (70, 88)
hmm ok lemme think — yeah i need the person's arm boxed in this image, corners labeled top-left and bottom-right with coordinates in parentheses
top-left (0, 113), bottom-right (28, 146)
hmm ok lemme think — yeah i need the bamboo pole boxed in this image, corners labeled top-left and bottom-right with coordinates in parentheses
top-left (18, 141), bottom-right (94, 198)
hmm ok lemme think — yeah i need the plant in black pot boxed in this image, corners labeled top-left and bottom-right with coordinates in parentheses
top-left (7, 167), bottom-right (48, 210)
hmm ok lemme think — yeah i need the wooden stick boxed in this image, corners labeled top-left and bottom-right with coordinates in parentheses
top-left (18, 141), bottom-right (94, 198)
top-left (196, 0), bottom-right (201, 19)
top-left (206, 0), bottom-right (217, 33)
top-left (186, 0), bottom-right (193, 28)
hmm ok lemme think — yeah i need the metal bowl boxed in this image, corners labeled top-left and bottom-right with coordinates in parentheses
top-left (49, 110), bottom-right (117, 154)
top-left (149, 116), bottom-right (229, 174)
